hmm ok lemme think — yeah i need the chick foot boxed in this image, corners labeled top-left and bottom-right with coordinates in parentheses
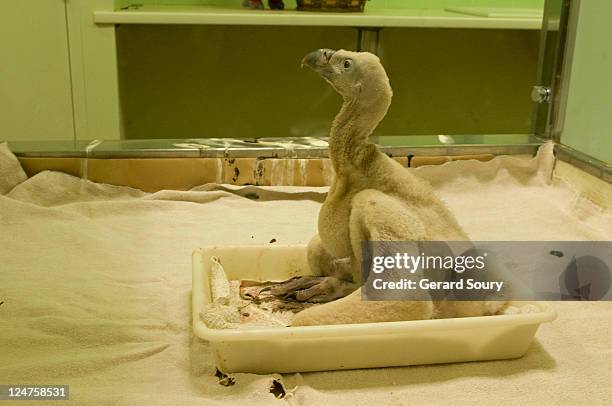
top-left (270, 276), bottom-right (356, 303)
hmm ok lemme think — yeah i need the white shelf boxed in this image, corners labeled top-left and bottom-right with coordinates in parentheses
top-left (94, 5), bottom-right (542, 30)
top-left (445, 7), bottom-right (544, 19)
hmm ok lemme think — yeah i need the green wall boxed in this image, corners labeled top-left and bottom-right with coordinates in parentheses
top-left (560, 0), bottom-right (612, 164)
top-left (117, 25), bottom-right (539, 139)
top-left (0, 0), bottom-right (543, 142)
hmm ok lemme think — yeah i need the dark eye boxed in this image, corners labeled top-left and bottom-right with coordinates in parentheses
top-left (343, 59), bottom-right (352, 69)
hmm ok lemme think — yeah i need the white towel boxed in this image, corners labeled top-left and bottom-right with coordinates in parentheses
top-left (0, 142), bottom-right (611, 405)
top-left (0, 142), bottom-right (27, 194)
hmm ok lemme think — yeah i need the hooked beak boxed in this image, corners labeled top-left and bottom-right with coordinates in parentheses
top-left (301, 49), bottom-right (336, 71)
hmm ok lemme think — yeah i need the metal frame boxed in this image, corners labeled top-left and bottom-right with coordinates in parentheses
top-left (533, 0), bottom-right (611, 183)
top-left (9, 138), bottom-right (541, 160)
top-left (357, 27), bottom-right (381, 54)
top-left (550, 0), bottom-right (580, 143)
top-left (532, 0), bottom-right (571, 140)
top-left (554, 144), bottom-right (612, 184)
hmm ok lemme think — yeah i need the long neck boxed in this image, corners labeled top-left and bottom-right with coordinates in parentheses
top-left (329, 95), bottom-right (389, 173)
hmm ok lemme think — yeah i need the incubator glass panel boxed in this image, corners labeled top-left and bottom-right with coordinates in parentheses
top-left (4, 0), bottom-right (562, 154)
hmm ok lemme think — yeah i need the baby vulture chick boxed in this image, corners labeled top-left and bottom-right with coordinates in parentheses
top-left (273, 49), bottom-right (507, 326)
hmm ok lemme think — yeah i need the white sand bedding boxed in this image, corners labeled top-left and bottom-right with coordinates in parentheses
top-left (1, 142), bottom-right (611, 405)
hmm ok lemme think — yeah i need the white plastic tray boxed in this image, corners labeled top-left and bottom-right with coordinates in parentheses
top-left (192, 244), bottom-right (556, 374)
